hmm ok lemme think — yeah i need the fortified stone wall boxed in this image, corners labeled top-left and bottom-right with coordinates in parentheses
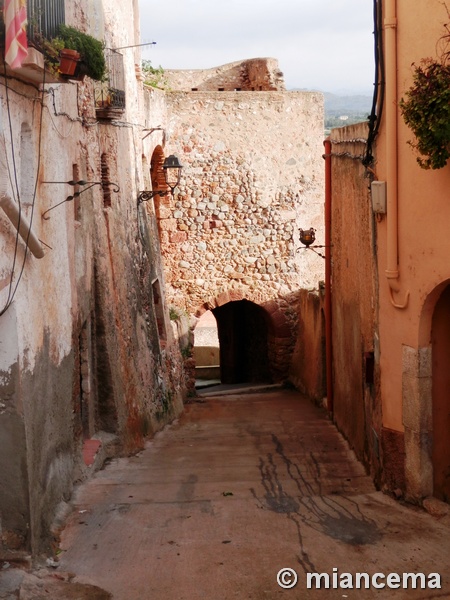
top-left (161, 90), bottom-right (325, 314)
top-left (164, 58), bottom-right (285, 92)
top-left (143, 87), bottom-right (324, 383)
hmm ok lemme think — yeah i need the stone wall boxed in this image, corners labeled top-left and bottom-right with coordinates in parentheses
top-left (164, 58), bottom-right (285, 92)
top-left (161, 90), bottom-right (325, 313)
top-left (142, 87), bottom-right (324, 383)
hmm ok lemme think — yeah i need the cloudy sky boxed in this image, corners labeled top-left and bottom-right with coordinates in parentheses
top-left (138, 0), bottom-right (375, 94)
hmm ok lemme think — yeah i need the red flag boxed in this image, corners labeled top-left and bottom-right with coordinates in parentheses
top-left (4, 0), bottom-right (28, 69)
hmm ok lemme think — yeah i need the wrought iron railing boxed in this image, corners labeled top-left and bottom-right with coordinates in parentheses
top-left (26, 0), bottom-right (65, 46)
top-left (95, 50), bottom-right (126, 113)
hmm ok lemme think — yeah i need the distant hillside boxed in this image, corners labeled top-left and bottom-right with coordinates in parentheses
top-left (323, 92), bottom-right (372, 117)
top-left (293, 89), bottom-right (372, 117)
top-left (292, 89), bottom-right (372, 133)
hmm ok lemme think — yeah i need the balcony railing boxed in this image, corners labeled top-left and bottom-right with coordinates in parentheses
top-left (27, 0), bottom-right (65, 47)
top-left (0, 0), bottom-right (64, 47)
top-left (0, 0), bottom-right (65, 82)
top-left (94, 49), bottom-right (126, 118)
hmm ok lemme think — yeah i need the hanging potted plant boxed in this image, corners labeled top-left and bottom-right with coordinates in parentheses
top-left (56, 25), bottom-right (106, 81)
top-left (35, 25), bottom-right (106, 81)
top-left (59, 48), bottom-right (81, 76)
top-left (399, 58), bottom-right (450, 169)
top-left (399, 18), bottom-right (450, 170)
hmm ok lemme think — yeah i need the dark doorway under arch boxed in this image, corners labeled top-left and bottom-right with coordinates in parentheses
top-left (432, 284), bottom-right (450, 502)
top-left (213, 299), bottom-right (272, 385)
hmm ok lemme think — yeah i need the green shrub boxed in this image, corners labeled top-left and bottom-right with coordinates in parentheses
top-left (400, 58), bottom-right (450, 169)
top-left (58, 24), bottom-right (106, 81)
top-left (142, 59), bottom-right (168, 89)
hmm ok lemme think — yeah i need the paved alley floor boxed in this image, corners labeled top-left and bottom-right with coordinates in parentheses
top-left (16, 389), bottom-right (450, 599)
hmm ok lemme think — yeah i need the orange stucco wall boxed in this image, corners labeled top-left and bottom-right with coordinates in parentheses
top-left (329, 123), bottom-right (380, 473)
top-left (376, 0), bottom-right (450, 432)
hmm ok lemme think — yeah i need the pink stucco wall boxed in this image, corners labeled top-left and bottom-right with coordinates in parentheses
top-left (376, 0), bottom-right (450, 429)
top-left (330, 0), bottom-right (450, 499)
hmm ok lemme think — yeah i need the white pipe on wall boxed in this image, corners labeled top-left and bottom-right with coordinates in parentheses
top-left (0, 194), bottom-right (45, 259)
top-left (0, 109), bottom-right (45, 260)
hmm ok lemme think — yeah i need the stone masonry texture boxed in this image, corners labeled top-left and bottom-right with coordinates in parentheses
top-left (159, 90), bottom-right (325, 316)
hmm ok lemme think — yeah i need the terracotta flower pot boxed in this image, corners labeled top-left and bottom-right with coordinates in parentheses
top-left (59, 49), bottom-right (81, 77)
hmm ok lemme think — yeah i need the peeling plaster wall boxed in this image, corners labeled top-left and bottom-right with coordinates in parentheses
top-left (0, 2), bottom-right (186, 555)
top-left (0, 308), bottom-right (28, 550)
top-left (0, 82), bottom-right (86, 552)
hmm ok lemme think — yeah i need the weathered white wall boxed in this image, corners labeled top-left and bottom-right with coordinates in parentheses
top-left (0, 0), bottom-right (186, 555)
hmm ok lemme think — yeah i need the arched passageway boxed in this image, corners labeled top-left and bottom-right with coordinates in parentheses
top-left (432, 284), bottom-right (450, 502)
top-left (213, 299), bottom-right (272, 385)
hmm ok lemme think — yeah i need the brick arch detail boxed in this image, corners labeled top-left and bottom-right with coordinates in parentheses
top-left (150, 145), bottom-right (169, 193)
top-left (150, 146), bottom-right (170, 239)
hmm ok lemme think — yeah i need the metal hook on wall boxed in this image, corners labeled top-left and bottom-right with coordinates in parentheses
top-left (41, 180), bottom-right (120, 219)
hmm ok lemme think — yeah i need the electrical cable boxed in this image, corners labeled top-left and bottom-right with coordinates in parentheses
top-left (363, 0), bottom-right (385, 168)
top-left (0, 61), bottom-right (46, 315)
top-left (47, 86), bottom-right (83, 123)
top-left (0, 58), bottom-right (23, 314)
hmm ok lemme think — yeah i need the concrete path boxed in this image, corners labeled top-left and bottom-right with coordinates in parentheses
top-left (14, 389), bottom-right (450, 598)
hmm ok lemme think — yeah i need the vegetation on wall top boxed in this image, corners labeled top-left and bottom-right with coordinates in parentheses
top-left (142, 60), bottom-right (169, 89)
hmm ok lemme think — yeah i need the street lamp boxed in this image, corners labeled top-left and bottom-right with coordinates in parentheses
top-left (138, 154), bottom-right (183, 204)
top-left (299, 227), bottom-right (316, 247)
top-left (299, 227), bottom-right (331, 259)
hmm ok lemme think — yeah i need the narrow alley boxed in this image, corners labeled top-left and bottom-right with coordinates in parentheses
top-left (7, 388), bottom-right (450, 599)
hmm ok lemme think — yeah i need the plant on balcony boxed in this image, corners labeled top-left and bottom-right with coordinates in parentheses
top-left (57, 25), bottom-right (106, 81)
top-left (32, 33), bottom-right (64, 76)
top-left (400, 58), bottom-right (450, 170)
top-left (32, 25), bottom-right (106, 81)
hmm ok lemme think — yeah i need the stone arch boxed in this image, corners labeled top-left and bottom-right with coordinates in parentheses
top-left (195, 289), bottom-right (294, 384)
top-left (150, 145), bottom-right (167, 192)
top-left (404, 279), bottom-right (450, 502)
